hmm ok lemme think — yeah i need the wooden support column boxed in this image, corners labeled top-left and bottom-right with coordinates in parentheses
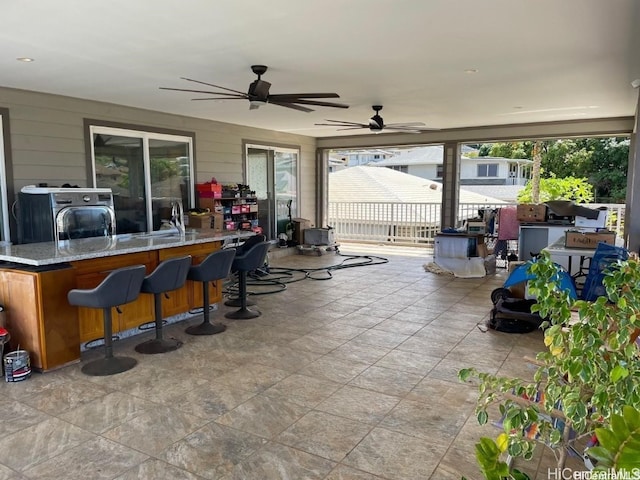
top-left (440, 142), bottom-right (461, 231)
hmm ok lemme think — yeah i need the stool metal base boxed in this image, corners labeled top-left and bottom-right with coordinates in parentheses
top-left (185, 322), bottom-right (227, 336)
top-left (135, 338), bottom-right (183, 354)
top-left (224, 297), bottom-right (256, 307)
top-left (81, 356), bottom-right (137, 376)
top-left (225, 307), bottom-right (261, 320)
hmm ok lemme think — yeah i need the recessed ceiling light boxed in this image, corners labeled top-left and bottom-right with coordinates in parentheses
top-left (16, 57), bottom-right (34, 62)
top-left (514, 106), bottom-right (523, 109)
top-left (464, 68), bottom-right (478, 74)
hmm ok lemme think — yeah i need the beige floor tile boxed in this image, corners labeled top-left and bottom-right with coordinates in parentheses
top-left (348, 365), bottom-right (424, 397)
top-left (343, 427), bottom-right (446, 480)
top-left (323, 464), bottom-right (386, 480)
top-left (162, 423), bottom-right (267, 479)
top-left (114, 459), bottom-right (202, 480)
top-left (102, 406), bottom-right (208, 456)
top-left (263, 373), bottom-right (341, 408)
top-left (216, 394), bottom-right (309, 438)
top-left (58, 391), bottom-right (157, 433)
top-left (277, 410), bottom-right (371, 462)
top-left (0, 417), bottom-right (95, 471)
top-left (223, 442), bottom-right (335, 480)
top-left (22, 437), bottom-right (148, 480)
top-left (315, 385), bottom-right (400, 425)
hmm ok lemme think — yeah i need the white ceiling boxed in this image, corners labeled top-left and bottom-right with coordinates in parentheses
top-left (2, 0), bottom-right (639, 138)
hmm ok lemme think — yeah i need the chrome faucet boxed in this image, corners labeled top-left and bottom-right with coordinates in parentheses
top-left (170, 200), bottom-right (186, 234)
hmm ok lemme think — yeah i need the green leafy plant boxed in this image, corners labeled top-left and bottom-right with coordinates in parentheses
top-left (459, 251), bottom-right (640, 476)
top-left (587, 405), bottom-right (640, 471)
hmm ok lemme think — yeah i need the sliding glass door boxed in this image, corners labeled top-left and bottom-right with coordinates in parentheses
top-left (246, 144), bottom-right (299, 241)
top-left (90, 126), bottom-right (193, 233)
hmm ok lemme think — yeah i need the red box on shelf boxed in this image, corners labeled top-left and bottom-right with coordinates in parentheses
top-left (241, 205), bottom-right (250, 213)
top-left (196, 183), bottom-right (222, 194)
top-left (231, 206), bottom-right (242, 214)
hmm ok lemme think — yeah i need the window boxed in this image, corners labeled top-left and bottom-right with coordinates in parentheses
top-left (477, 163), bottom-right (498, 177)
top-left (387, 165), bottom-right (408, 173)
top-left (88, 124), bottom-right (194, 234)
top-left (436, 165), bottom-right (444, 178)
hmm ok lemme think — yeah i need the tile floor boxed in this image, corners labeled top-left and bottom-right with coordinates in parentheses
top-left (0, 244), bottom-right (583, 480)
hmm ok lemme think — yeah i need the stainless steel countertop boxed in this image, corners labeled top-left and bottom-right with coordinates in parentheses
top-left (0, 230), bottom-right (254, 266)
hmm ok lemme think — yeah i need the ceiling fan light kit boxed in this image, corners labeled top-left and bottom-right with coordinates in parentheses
top-left (160, 64), bottom-right (348, 112)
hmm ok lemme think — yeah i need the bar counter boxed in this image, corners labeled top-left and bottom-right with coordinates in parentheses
top-left (0, 230), bottom-right (253, 371)
top-left (0, 229), bottom-right (251, 266)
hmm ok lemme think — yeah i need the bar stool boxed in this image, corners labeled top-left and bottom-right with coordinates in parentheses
top-left (225, 241), bottom-right (271, 320)
top-left (224, 234), bottom-right (266, 308)
top-left (135, 255), bottom-right (192, 354)
top-left (68, 265), bottom-right (146, 376)
top-left (186, 248), bottom-right (236, 335)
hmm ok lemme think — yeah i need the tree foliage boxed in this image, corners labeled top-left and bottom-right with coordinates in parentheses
top-left (517, 176), bottom-right (594, 203)
top-left (478, 138), bottom-right (629, 202)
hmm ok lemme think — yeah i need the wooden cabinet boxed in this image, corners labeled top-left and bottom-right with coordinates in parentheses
top-left (0, 266), bottom-right (79, 370)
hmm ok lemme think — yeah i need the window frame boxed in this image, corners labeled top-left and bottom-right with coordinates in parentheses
top-left (0, 108), bottom-right (15, 243)
top-left (85, 120), bottom-right (195, 233)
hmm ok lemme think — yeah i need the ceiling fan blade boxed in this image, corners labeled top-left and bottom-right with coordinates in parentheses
top-left (269, 93), bottom-right (341, 100)
top-left (180, 77), bottom-right (247, 96)
top-left (383, 127), bottom-right (430, 133)
top-left (284, 99), bottom-right (349, 109)
top-left (160, 87), bottom-right (246, 98)
top-left (314, 121), bottom-right (368, 127)
top-left (336, 126), bottom-right (367, 131)
top-left (268, 101), bottom-right (314, 113)
top-left (191, 97), bottom-right (248, 101)
top-left (384, 122), bottom-right (427, 128)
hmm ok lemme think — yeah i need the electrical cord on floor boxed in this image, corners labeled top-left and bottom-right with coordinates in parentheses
top-left (223, 252), bottom-right (389, 298)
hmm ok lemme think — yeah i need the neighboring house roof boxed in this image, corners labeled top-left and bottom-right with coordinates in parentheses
top-left (330, 166), bottom-right (504, 203)
top-left (329, 166), bottom-right (504, 225)
top-left (461, 185), bottom-right (525, 203)
top-left (369, 146), bottom-right (532, 167)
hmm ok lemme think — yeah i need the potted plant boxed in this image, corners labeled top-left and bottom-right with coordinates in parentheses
top-left (459, 250), bottom-right (640, 477)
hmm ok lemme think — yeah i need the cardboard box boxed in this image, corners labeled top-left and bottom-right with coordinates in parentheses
top-left (565, 231), bottom-right (616, 249)
top-left (187, 213), bottom-right (224, 231)
top-left (517, 204), bottom-right (547, 222)
top-left (187, 213), bottom-right (213, 229)
top-left (197, 197), bottom-right (220, 212)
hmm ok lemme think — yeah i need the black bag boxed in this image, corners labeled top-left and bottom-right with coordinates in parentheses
top-left (488, 288), bottom-right (544, 334)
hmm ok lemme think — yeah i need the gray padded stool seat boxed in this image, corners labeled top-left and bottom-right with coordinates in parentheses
top-left (68, 264), bottom-right (146, 376)
top-left (135, 255), bottom-right (192, 354)
top-left (225, 241), bottom-right (271, 320)
top-left (224, 234), bottom-right (266, 308)
top-left (186, 248), bottom-right (236, 335)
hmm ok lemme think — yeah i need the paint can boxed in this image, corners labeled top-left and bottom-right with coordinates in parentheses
top-left (4, 350), bottom-right (31, 382)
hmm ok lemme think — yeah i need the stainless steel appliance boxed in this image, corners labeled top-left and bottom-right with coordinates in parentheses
top-left (17, 186), bottom-right (115, 244)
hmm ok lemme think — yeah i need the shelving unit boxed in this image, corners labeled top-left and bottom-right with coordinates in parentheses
top-left (217, 196), bottom-right (259, 231)
top-left (197, 195), bottom-right (258, 232)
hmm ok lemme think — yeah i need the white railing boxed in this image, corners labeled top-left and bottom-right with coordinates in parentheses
top-left (327, 202), bottom-right (626, 248)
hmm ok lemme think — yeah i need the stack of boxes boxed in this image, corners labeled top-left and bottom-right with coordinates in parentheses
top-left (191, 182), bottom-right (224, 232)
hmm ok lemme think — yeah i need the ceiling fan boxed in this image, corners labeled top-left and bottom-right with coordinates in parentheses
top-left (315, 105), bottom-right (437, 133)
top-left (160, 65), bottom-right (349, 113)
